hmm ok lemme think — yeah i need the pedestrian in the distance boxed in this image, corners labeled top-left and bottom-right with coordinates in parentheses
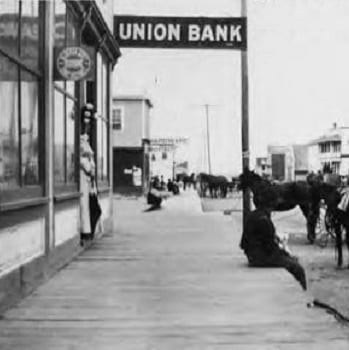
top-left (239, 184), bottom-right (307, 291)
top-left (146, 177), bottom-right (167, 211)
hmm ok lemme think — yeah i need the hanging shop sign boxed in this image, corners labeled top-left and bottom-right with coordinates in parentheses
top-left (54, 46), bottom-right (95, 81)
top-left (150, 138), bottom-right (188, 146)
top-left (114, 16), bottom-right (246, 50)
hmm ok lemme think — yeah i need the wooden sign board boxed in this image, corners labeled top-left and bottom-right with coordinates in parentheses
top-left (114, 16), bottom-right (246, 50)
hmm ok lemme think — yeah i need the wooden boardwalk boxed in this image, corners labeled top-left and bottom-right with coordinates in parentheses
top-left (0, 191), bottom-right (348, 349)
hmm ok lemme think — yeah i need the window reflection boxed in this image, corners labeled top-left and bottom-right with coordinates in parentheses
top-left (20, 0), bottom-right (39, 70)
top-left (0, 0), bottom-right (19, 57)
top-left (54, 0), bottom-right (66, 48)
top-left (66, 98), bottom-right (75, 183)
top-left (54, 90), bottom-right (65, 184)
top-left (21, 70), bottom-right (39, 185)
top-left (66, 10), bottom-right (78, 46)
top-left (0, 55), bottom-right (19, 190)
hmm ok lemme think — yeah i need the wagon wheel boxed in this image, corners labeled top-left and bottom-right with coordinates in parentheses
top-left (315, 206), bottom-right (336, 248)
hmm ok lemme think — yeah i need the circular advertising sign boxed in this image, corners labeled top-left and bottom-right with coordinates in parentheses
top-left (56, 46), bottom-right (92, 81)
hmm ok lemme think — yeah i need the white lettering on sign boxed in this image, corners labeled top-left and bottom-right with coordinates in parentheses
top-left (119, 23), bottom-right (131, 40)
top-left (216, 25), bottom-right (228, 41)
top-left (201, 25), bottom-right (214, 41)
top-left (114, 16), bottom-right (247, 49)
top-left (188, 24), bottom-right (200, 41)
top-left (168, 24), bottom-right (181, 41)
top-left (154, 23), bottom-right (167, 40)
top-left (133, 23), bottom-right (145, 40)
top-left (188, 24), bottom-right (242, 42)
top-left (230, 25), bottom-right (242, 41)
top-left (119, 22), bottom-right (181, 42)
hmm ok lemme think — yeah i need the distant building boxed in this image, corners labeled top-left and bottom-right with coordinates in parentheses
top-left (149, 138), bottom-right (189, 180)
top-left (292, 144), bottom-right (309, 181)
top-left (261, 144), bottom-right (309, 182)
top-left (255, 157), bottom-right (270, 177)
top-left (267, 145), bottom-right (295, 182)
top-left (112, 95), bottom-right (153, 195)
top-left (308, 123), bottom-right (349, 176)
top-left (260, 124), bottom-right (349, 183)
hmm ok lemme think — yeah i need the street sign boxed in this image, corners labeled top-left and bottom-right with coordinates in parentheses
top-left (114, 16), bottom-right (246, 50)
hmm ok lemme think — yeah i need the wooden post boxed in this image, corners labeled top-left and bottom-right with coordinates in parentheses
top-left (241, 0), bottom-right (250, 226)
top-left (205, 104), bottom-right (212, 174)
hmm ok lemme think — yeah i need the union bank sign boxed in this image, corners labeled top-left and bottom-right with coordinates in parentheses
top-left (114, 16), bottom-right (246, 50)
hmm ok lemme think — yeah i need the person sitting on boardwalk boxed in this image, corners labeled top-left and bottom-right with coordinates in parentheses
top-left (239, 184), bottom-right (307, 291)
top-left (146, 177), bottom-right (170, 211)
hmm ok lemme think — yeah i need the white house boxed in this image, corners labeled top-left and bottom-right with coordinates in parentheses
top-left (308, 123), bottom-right (349, 176)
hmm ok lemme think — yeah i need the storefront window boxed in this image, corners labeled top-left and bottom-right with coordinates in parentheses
top-left (0, 55), bottom-right (41, 194)
top-left (53, 3), bottom-right (79, 191)
top-left (0, 0), bottom-right (20, 57)
top-left (54, 0), bottom-right (66, 48)
top-left (0, 56), bottom-right (19, 190)
top-left (66, 98), bottom-right (76, 183)
top-left (54, 90), bottom-right (65, 184)
top-left (21, 70), bottom-right (39, 185)
top-left (20, 0), bottom-right (39, 70)
top-left (0, 1), bottom-right (42, 202)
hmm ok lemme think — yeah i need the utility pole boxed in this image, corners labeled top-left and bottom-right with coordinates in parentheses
top-left (241, 0), bottom-right (250, 226)
top-left (205, 104), bottom-right (212, 174)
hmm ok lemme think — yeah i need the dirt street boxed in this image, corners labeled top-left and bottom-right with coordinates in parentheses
top-left (202, 197), bottom-right (349, 325)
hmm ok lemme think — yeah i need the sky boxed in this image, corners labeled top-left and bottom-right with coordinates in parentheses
top-left (112, 0), bottom-right (349, 176)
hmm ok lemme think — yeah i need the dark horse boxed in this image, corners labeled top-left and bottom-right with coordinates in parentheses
top-left (238, 170), bottom-right (321, 243)
top-left (317, 182), bottom-right (349, 268)
top-left (176, 172), bottom-right (196, 190)
top-left (197, 173), bottom-right (228, 198)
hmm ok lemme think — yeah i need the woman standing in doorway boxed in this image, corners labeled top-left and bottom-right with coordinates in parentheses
top-left (80, 103), bottom-right (97, 241)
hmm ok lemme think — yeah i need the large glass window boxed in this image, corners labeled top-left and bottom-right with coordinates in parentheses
top-left (0, 56), bottom-right (19, 190)
top-left (0, 1), bottom-right (20, 57)
top-left (53, 1), bottom-right (79, 190)
top-left (54, 90), bottom-right (65, 184)
top-left (20, 0), bottom-right (39, 70)
top-left (0, 1), bottom-right (41, 200)
top-left (21, 70), bottom-right (39, 185)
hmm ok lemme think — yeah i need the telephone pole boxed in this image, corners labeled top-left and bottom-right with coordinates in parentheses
top-left (205, 104), bottom-right (212, 174)
top-left (241, 0), bottom-right (250, 225)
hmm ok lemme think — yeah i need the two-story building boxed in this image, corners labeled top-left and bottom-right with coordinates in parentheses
top-left (308, 123), bottom-right (349, 176)
top-left (112, 95), bottom-right (153, 195)
top-left (0, 0), bottom-right (120, 312)
top-left (259, 144), bottom-right (309, 182)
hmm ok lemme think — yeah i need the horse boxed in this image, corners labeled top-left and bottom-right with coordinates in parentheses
top-left (176, 172), bottom-right (196, 190)
top-left (238, 169), bottom-right (321, 243)
top-left (197, 173), bottom-right (229, 198)
top-left (317, 181), bottom-right (349, 268)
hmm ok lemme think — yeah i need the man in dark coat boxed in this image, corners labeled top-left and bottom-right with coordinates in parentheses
top-left (240, 184), bottom-right (307, 290)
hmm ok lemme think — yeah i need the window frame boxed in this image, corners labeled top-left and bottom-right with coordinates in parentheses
top-left (95, 52), bottom-right (110, 188)
top-left (0, 1), bottom-right (44, 206)
top-left (112, 106), bottom-right (124, 131)
top-left (53, 1), bottom-right (80, 196)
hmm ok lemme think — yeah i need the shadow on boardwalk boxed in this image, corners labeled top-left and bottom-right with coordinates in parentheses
top-left (0, 191), bottom-right (348, 349)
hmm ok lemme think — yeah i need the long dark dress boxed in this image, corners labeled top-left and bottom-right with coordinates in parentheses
top-left (240, 209), bottom-right (307, 290)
